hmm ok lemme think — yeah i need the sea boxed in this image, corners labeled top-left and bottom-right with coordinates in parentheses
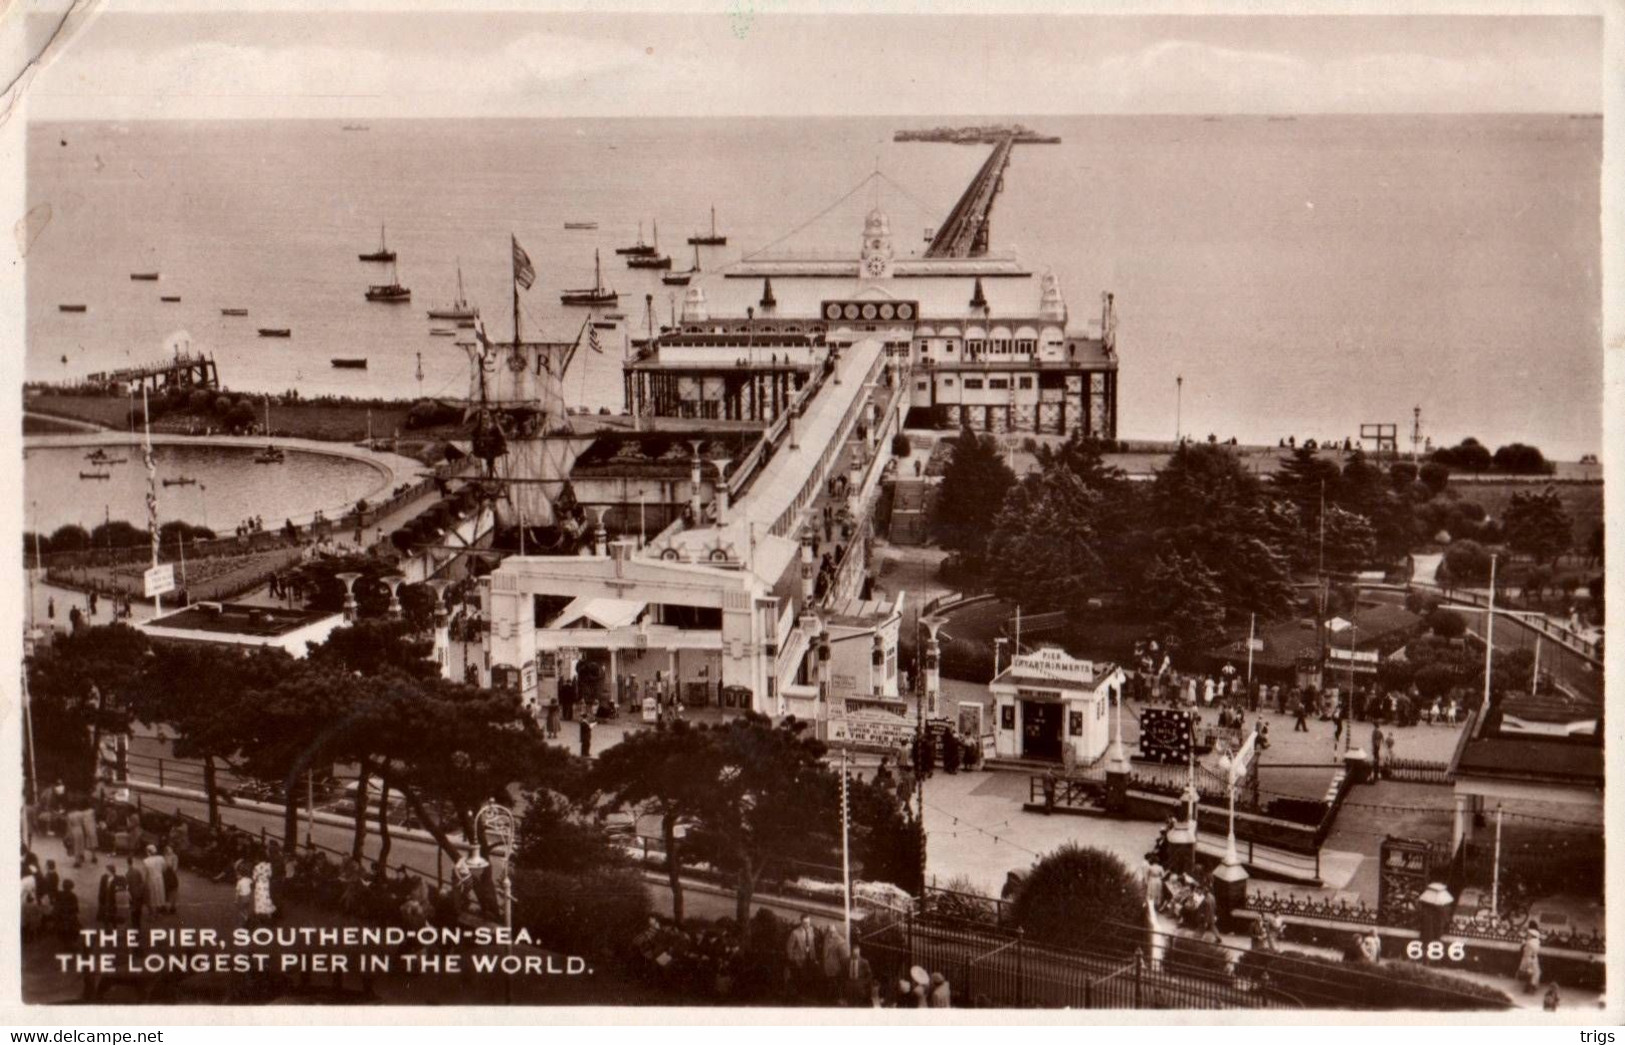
top-left (23, 114), bottom-right (1604, 460)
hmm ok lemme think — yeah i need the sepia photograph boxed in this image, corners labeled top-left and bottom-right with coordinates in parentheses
top-left (5, 0), bottom-right (1614, 1020)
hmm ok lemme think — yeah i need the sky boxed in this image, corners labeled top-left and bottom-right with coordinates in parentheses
top-left (13, 3), bottom-right (1605, 121)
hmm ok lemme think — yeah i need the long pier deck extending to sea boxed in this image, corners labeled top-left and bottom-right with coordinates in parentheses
top-left (923, 133), bottom-right (1016, 258)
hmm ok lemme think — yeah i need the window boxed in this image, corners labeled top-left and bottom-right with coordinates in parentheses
top-left (988, 379), bottom-right (1009, 390)
top-left (1018, 376), bottom-right (1033, 390)
top-left (944, 340), bottom-right (958, 353)
top-left (943, 379), bottom-right (955, 388)
top-left (994, 338), bottom-right (1013, 354)
top-left (915, 380), bottom-right (927, 391)
top-left (1017, 338), bottom-right (1036, 354)
top-left (967, 339), bottom-right (985, 354)
top-left (964, 378), bottom-right (984, 390)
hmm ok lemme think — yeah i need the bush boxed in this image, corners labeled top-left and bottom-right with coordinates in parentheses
top-left (512, 867), bottom-right (651, 961)
top-left (890, 432), bottom-right (912, 457)
top-left (1492, 443), bottom-right (1551, 475)
top-left (1418, 462), bottom-right (1450, 496)
top-left (188, 388), bottom-right (215, 413)
top-left (931, 875), bottom-right (999, 925)
top-left (1426, 607), bottom-right (1467, 639)
top-left (1439, 540), bottom-right (1492, 585)
top-left (1163, 935), bottom-right (1231, 980)
top-left (1008, 844), bottom-right (1146, 959)
top-left (1389, 462), bottom-right (1418, 490)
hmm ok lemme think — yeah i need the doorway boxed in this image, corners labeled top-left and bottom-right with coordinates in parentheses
top-left (1021, 700), bottom-right (1062, 761)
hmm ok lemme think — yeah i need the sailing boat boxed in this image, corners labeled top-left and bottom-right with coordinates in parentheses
top-left (253, 397), bottom-right (284, 463)
top-left (662, 244), bottom-right (701, 286)
top-left (626, 220), bottom-right (672, 269)
top-left (561, 249), bottom-right (619, 307)
top-left (688, 205), bottom-right (727, 246)
top-left (615, 220), bottom-right (658, 257)
top-left (359, 225), bottom-right (396, 262)
top-left (366, 258), bottom-right (411, 302)
top-left (426, 261), bottom-right (478, 320)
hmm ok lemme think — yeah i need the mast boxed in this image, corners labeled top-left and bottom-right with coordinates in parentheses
top-left (595, 249), bottom-right (603, 294)
top-left (456, 260), bottom-right (466, 308)
top-left (711, 205), bottom-right (717, 237)
top-left (653, 219), bottom-right (659, 253)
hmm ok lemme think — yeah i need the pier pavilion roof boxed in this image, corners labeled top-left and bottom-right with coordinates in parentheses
top-left (695, 270), bottom-right (1093, 331)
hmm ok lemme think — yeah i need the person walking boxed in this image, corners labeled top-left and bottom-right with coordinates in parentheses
top-left (124, 855), bottom-right (147, 932)
top-left (142, 845), bottom-right (168, 914)
top-left (784, 915), bottom-right (818, 1000)
top-left (95, 865), bottom-right (119, 929)
top-left (1371, 726), bottom-right (1385, 777)
top-left (928, 971), bottom-right (952, 1008)
top-left (579, 717), bottom-right (595, 759)
top-left (1292, 697), bottom-right (1309, 733)
top-left (843, 945), bottom-right (874, 1007)
top-left (1518, 928), bottom-right (1542, 993)
top-left (161, 844), bottom-right (180, 914)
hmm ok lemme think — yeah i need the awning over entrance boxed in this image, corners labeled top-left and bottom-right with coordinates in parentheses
top-left (552, 597), bottom-right (646, 630)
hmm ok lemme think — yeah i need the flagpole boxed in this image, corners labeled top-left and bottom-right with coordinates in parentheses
top-left (512, 234), bottom-right (522, 346)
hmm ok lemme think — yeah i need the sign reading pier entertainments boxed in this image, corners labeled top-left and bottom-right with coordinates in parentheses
top-left (143, 563), bottom-right (175, 598)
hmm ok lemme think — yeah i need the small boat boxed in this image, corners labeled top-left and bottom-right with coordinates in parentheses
top-left (455, 319), bottom-right (475, 329)
top-left (604, 311), bottom-right (627, 321)
top-left (687, 205), bottom-right (727, 246)
top-left (615, 221), bottom-right (657, 257)
top-left (564, 221), bottom-right (598, 230)
top-left (365, 260), bottom-right (411, 302)
top-left (221, 308), bottom-right (249, 316)
top-left (130, 272), bottom-right (160, 281)
top-left (429, 329), bottom-right (456, 337)
top-left (79, 471), bottom-right (111, 480)
top-left (426, 261), bottom-right (477, 320)
top-left (85, 448), bottom-right (113, 460)
top-left (342, 124), bottom-right (370, 132)
top-left (358, 224), bottom-right (396, 263)
top-left (591, 321), bottom-right (617, 330)
top-left (253, 446), bottom-right (285, 464)
top-left (560, 249), bottom-right (619, 307)
top-left (162, 477), bottom-right (198, 487)
top-left (626, 221), bottom-right (671, 269)
top-left (332, 358), bottom-right (368, 369)
top-left (259, 328), bottom-right (291, 338)
top-left (160, 295), bottom-right (181, 302)
top-left (59, 304), bottom-right (87, 312)
top-left (663, 244), bottom-right (701, 286)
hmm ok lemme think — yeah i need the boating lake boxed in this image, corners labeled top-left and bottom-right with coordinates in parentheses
top-left (24, 443), bottom-right (389, 534)
top-left (23, 114), bottom-right (1603, 459)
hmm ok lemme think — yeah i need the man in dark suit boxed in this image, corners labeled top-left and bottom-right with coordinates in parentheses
top-left (842, 944), bottom-right (875, 1006)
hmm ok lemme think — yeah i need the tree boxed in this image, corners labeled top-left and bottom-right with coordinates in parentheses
top-left (1492, 443), bottom-right (1551, 475)
top-left (513, 784), bottom-right (625, 877)
top-left (1142, 550), bottom-right (1226, 650)
top-left (930, 424), bottom-right (1015, 573)
top-left (589, 720), bottom-right (719, 924)
top-left (1503, 488), bottom-right (1572, 565)
top-left (1418, 462), bottom-right (1451, 497)
top-left (986, 469), bottom-right (1106, 614)
top-left (1272, 445), bottom-right (1342, 538)
top-left (848, 776), bottom-right (925, 895)
top-left (1008, 844), bottom-right (1146, 959)
top-left (1389, 462), bottom-right (1419, 490)
top-left (1320, 505), bottom-right (1379, 573)
top-left (46, 524), bottom-right (91, 553)
top-left (25, 623), bottom-right (149, 792)
top-left (1432, 438), bottom-right (1492, 473)
top-left (305, 618), bottom-right (441, 681)
top-left (1426, 607), bottom-right (1467, 639)
top-left (1439, 540), bottom-right (1493, 587)
top-left (684, 714), bottom-right (839, 937)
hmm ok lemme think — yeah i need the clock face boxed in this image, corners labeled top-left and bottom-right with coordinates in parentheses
top-left (507, 350), bottom-right (528, 373)
top-left (1147, 718), bottom-right (1181, 748)
top-left (865, 257), bottom-right (887, 278)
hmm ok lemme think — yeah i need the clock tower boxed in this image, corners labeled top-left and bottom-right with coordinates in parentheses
top-left (859, 207), bottom-right (894, 281)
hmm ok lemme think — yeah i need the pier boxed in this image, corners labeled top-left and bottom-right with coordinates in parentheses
top-left (86, 350), bottom-right (219, 395)
top-left (924, 133), bottom-right (1016, 258)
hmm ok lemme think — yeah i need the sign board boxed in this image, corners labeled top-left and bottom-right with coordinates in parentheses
top-left (1246, 639), bottom-right (1264, 652)
top-left (642, 697), bottom-right (658, 723)
top-left (1139, 707), bottom-right (1196, 765)
top-left (143, 563), bottom-right (175, 598)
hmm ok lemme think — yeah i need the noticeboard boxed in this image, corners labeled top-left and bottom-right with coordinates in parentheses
top-left (144, 563), bottom-right (175, 598)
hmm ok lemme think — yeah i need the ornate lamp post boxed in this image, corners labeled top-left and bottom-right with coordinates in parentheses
top-left (335, 572), bottom-right (363, 622)
top-left (469, 800), bottom-right (517, 1001)
top-left (425, 578), bottom-right (453, 679)
top-left (381, 574), bottom-right (406, 619)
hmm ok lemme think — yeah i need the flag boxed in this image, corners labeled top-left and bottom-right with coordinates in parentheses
top-left (511, 235), bottom-right (536, 291)
top-left (587, 324), bottom-right (602, 354)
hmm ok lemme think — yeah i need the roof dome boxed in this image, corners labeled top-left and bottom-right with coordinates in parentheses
top-left (680, 284), bottom-right (708, 323)
top-left (863, 207), bottom-right (891, 238)
top-left (1038, 267), bottom-right (1066, 322)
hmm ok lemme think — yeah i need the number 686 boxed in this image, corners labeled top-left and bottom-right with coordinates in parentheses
top-left (1406, 940), bottom-right (1465, 961)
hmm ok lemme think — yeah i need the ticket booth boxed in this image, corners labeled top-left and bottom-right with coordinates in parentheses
top-left (990, 647), bottom-right (1124, 764)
